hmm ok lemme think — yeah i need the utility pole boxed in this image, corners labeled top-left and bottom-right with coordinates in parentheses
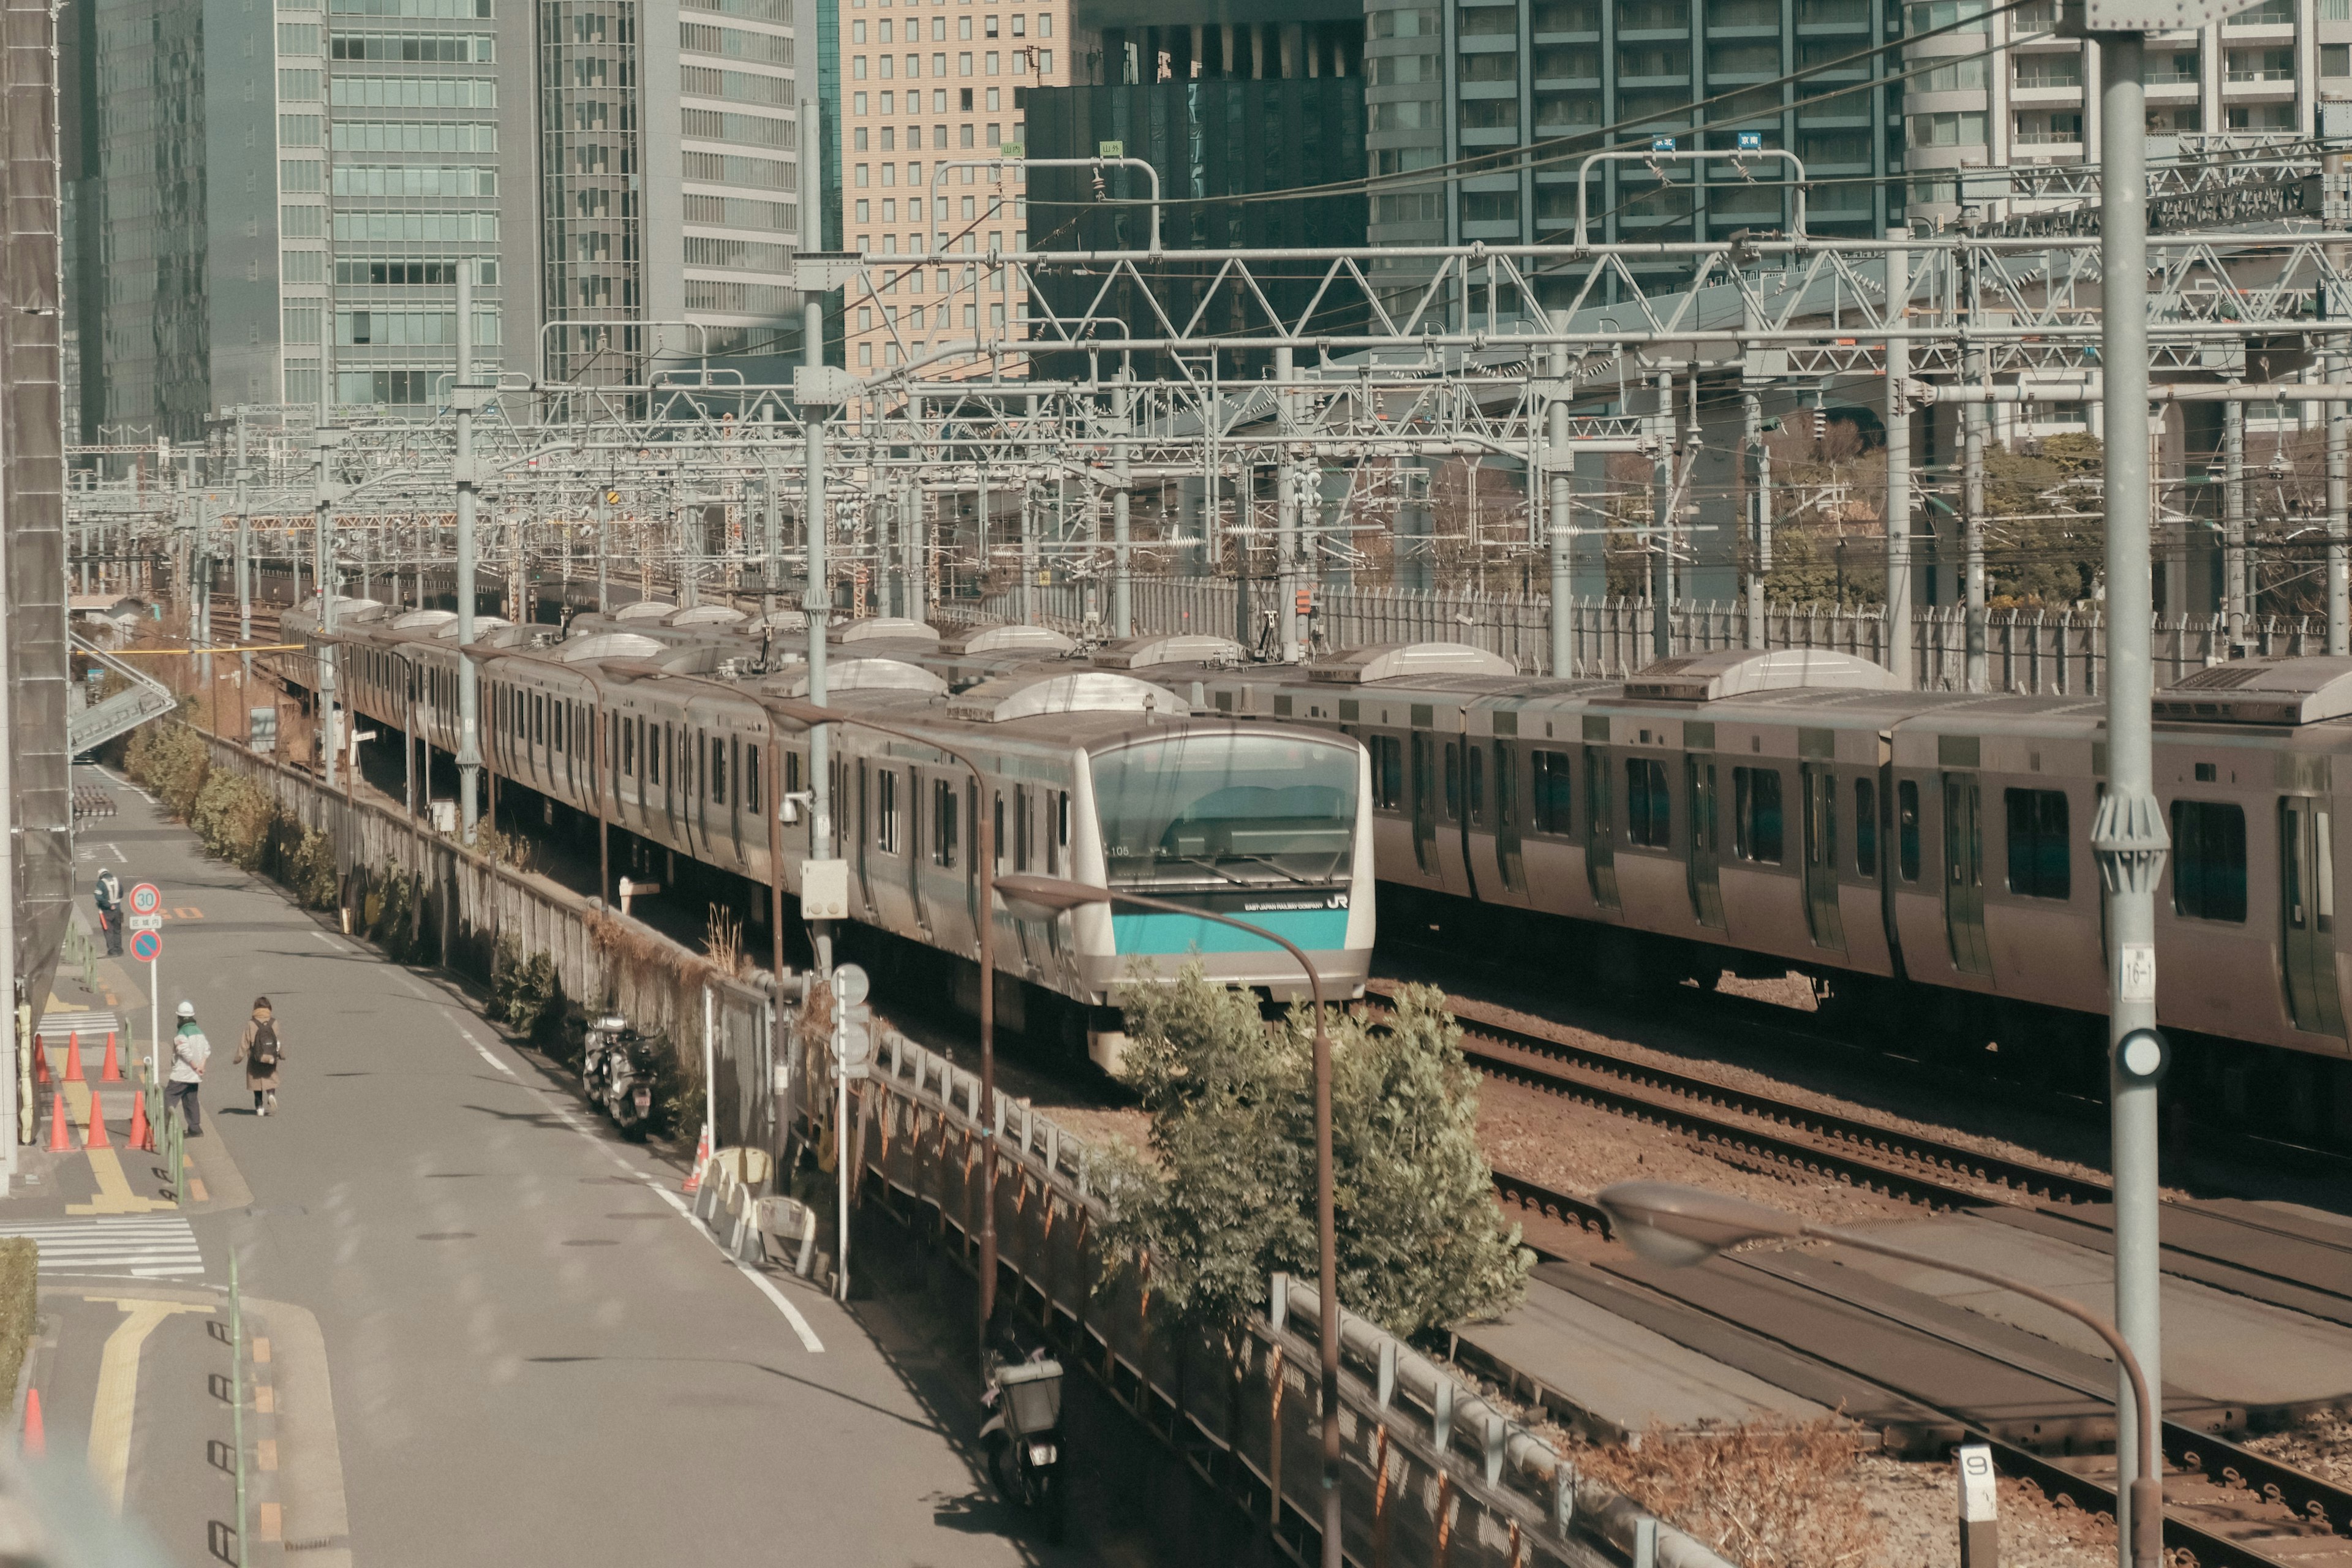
top-left (453, 263), bottom-right (486, 843)
top-left (1885, 230), bottom-right (1913, 690)
top-left (1276, 345), bottom-right (1300, 662)
top-left (1651, 369), bottom-right (1675, 663)
top-left (595, 487), bottom-right (611, 615)
top-left (1112, 438), bottom-right (1133, 639)
top-left (1963, 239), bottom-right (1989, 693)
top-left (1548, 345), bottom-right (1574, 677)
top-left (2331, 342), bottom-right (2350, 655)
top-left (2223, 385), bottom-right (2246, 649)
top-left (1744, 390), bottom-right (1768, 652)
top-left (2080, 18), bottom-right (2169, 1568)
top-left (313, 372), bottom-right (341, 788)
top-left (233, 411), bottom-right (252, 674)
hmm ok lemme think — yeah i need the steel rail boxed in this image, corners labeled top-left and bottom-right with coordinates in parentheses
top-left (1485, 1163), bottom-right (2352, 1567)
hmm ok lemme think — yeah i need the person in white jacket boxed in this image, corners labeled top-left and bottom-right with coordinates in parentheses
top-left (167, 1000), bottom-right (211, 1137)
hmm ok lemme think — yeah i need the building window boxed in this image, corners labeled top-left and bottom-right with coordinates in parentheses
top-left (1910, 111), bottom-right (1988, 146)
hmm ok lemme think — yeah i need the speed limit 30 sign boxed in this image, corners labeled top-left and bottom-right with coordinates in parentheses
top-left (128, 883), bottom-right (161, 917)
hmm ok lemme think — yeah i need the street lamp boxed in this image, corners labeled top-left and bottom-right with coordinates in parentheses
top-left (993, 872), bottom-right (1344, 1568)
top-left (761, 696), bottom-right (999, 1332)
top-left (1594, 1180), bottom-right (2162, 1568)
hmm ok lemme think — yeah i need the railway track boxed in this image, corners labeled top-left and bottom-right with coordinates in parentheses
top-left (1369, 979), bottom-right (2114, 1213)
top-left (1483, 1163), bottom-right (2352, 1568)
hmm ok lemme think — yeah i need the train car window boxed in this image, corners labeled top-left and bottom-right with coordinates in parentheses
top-left (2170, 799), bottom-right (2246, 922)
top-left (1854, 777), bottom-right (1879, 876)
top-left (1369, 736), bottom-right (1404, 812)
top-left (1897, 780), bottom-right (1921, 881)
top-left (1494, 742), bottom-right (1517, 828)
top-left (747, 744), bottom-right (761, 812)
top-left (1625, 758), bottom-right (1671, 848)
top-left (622, 716), bottom-right (636, 776)
top-left (1466, 746), bottom-right (1487, 826)
top-left (1050, 790), bottom-right (1068, 874)
top-left (2003, 788), bottom-right (2070, 900)
top-left (649, 723), bottom-right (663, 786)
top-left (1014, 787), bottom-right (1032, 870)
top-left (710, 735), bottom-right (726, 804)
top-left (534, 695), bottom-right (545, 745)
top-left (878, 770), bottom-right (900, 853)
top-left (1531, 750), bottom-right (1572, 835)
top-left (933, 778), bottom-right (959, 867)
top-left (993, 792), bottom-right (1006, 870)
top-left (554, 704), bottom-right (565, 754)
top-left (1442, 743), bottom-right (1461, 822)
top-left (611, 713), bottom-right (623, 774)
top-left (1733, 767), bottom-right (1784, 863)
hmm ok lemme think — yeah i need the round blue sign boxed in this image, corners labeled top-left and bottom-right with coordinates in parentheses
top-left (129, 929), bottom-right (160, 963)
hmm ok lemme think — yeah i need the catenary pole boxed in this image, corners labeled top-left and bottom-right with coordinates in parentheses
top-left (2090, 32), bottom-right (2168, 1568)
top-left (454, 263), bottom-right (484, 844)
top-left (1885, 229), bottom-right (1913, 689)
top-left (1548, 345), bottom-right (1574, 676)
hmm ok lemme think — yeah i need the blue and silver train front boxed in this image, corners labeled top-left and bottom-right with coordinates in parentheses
top-left (1063, 725), bottom-right (1374, 1061)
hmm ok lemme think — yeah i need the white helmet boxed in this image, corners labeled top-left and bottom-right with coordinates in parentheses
top-left (175, 1000), bottom-right (195, 1019)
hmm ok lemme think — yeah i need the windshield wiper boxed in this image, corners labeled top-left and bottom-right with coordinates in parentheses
top-left (1233, 855), bottom-right (1321, 887)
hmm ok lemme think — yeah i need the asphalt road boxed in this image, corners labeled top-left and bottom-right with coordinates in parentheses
top-left (23, 764), bottom-right (1205, 1567)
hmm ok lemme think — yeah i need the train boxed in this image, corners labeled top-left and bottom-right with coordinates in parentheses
top-left (539, 601), bottom-right (2352, 1142)
top-left (277, 598), bottom-right (1378, 1069)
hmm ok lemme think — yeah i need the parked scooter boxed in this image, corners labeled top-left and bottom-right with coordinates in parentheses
top-left (581, 1014), bottom-right (655, 1136)
top-left (981, 1349), bottom-right (1066, 1542)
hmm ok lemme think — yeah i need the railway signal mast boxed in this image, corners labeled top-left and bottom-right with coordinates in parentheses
top-left (2069, 0), bottom-right (2190, 1561)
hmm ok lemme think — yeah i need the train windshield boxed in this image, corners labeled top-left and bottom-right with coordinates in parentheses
top-left (1091, 733), bottom-right (1359, 888)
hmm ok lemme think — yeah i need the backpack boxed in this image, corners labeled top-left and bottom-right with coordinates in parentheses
top-left (251, 1019), bottom-right (279, 1070)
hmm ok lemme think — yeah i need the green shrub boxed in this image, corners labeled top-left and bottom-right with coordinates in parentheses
top-left (491, 935), bottom-right (559, 1039)
top-left (123, 721), bottom-right (209, 820)
top-left (364, 863), bottom-right (423, 963)
top-left (0, 1238), bottom-right (34, 1405)
top-left (189, 772), bottom-right (275, 869)
top-left (285, 828), bottom-right (339, 910)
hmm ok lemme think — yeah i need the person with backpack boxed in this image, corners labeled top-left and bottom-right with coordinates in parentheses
top-left (236, 997), bottom-right (285, 1117)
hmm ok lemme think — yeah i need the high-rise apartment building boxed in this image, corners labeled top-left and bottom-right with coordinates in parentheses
top-left (1362, 0), bottom-right (1907, 295)
top-left (1905, 0), bottom-right (2344, 224)
top-left (835, 0), bottom-right (1069, 376)
top-left (63, 0), bottom-right (805, 438)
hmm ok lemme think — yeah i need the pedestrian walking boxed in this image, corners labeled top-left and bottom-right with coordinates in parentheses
top-left (93, 868), bottom-right (123, 957)
top-left (235, 998), bottom-right (284, 1117)
top-left (166, 1000), bottom-right (209, 1137)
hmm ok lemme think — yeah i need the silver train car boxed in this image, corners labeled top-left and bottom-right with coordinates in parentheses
top-left (281, 600), bottom-right (1376, 1069)
top-left (590, 608), bottom-right (2352, 1129)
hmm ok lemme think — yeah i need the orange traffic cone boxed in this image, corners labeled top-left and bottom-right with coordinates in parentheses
top-left (61, 1031), bottom-right (81, 1084)
top-left (84, 1090), bottom-right (108, 1150)
top-left (99, 1031), bottom-right (121, 1082)
top-left (32, 1039), bottom-right (47, 1087)
top-left (45, 1093), bottom-right (70, 1153)
top-left (23, 1389), bottom-right (44, 1458)
top-left (127, 1087), bottom-right (152, 1153)
top-left (682, 1123), bottom-right (711, 1193)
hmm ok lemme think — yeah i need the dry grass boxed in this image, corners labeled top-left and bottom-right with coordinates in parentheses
top-left (1570, 1418), bottom-right (1880, 1568)
top-left (584, 907), bottom-right (736, 992)
top-left (703, 903), bottom-right (752, 980)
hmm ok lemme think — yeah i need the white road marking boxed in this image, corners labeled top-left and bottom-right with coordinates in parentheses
top-left (107, 842), bottom-right (124, 861)
top-left (644, 1178), bottom-right (825, 1353)
top-left (450, 1025), bottom-right (516, 1077)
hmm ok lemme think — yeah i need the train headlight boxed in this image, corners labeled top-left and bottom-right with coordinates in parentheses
top-left (2113, 1027), bottom-right (2170, 1086)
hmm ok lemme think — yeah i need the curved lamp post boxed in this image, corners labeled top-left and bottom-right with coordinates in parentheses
top-left (1594, 1180), bottom-right (2162, 1568)
top-left (761, 698), bottom-right (1000, 1335)
top-left (994, 872), bottom-right (1344, 1568)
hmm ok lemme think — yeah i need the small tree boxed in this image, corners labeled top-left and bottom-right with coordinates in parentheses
top-left (1099, 967), bottom-right (1529, 1341)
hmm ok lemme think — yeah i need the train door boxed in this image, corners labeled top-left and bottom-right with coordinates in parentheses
top-left (2280, 795), bottom-right (2347, 1036)
top-left (1493, 741), bottom-right (1525, 894)
top-left (1801, 764), bottom-right (1845, 952)
top-left (855, 759), bottom-right (871, 914)
top-left (1685, 754), bottom-right (1724, 929)
top-left (1942, 773), bottom-right (1992, 976)
top-left (1410, 731), bottom-right (1439, 875)
top-left (1584, 744), bottom-right (1619, 911)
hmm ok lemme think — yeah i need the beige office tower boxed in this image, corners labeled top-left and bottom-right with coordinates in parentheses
top-left (1905, 0), bottom-right (2344, 227)
top-left (836, 0), bottom-right (1071, 380)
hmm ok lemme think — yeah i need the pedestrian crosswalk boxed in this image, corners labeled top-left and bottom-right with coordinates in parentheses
top-left (0, 1216), bottom-right (204, 1279)
top-left (35, 1010), bottom-right (123, 1042)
